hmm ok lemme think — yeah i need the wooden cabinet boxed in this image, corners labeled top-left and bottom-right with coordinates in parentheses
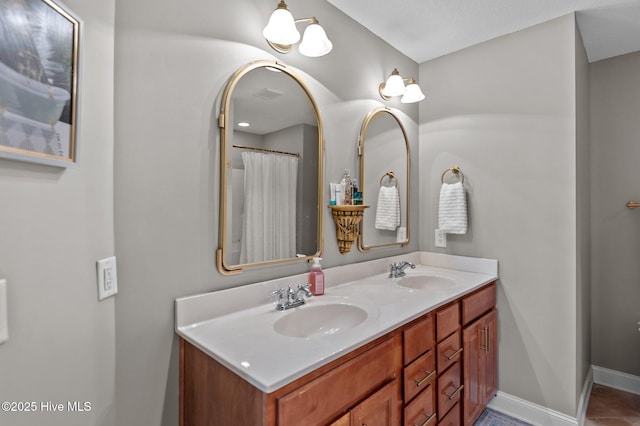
top-left (433, 301), bottom-right (463, 422)
top-left (180, 281), bottom-right (497, 426)
top-left (402, 314), bottom-right (436, 426)
top-left (462, 283), bottom-right (498, 426)
top-left (277, 336), bottom-right (400, 425)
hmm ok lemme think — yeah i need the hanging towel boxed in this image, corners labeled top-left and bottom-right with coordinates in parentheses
top-left (438, 181), bottom-right (467, 234)
top-left (375, 186), bottom-right (400, 231)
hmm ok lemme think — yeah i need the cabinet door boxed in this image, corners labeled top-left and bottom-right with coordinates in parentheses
top-left (462, 308), bottom-right (498, 426)
top-left (350, 380), bottom-right (400, 426)
top-left (278, 337), bottom-right (399, 426)
top-left (481, 309), bottom-right (497, 406)
top-left (462, 320), bottom-right (482, 426)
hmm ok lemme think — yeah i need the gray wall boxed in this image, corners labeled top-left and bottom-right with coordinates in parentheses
top-left (590, 51), bottom-right (640, 377)
top-left (0, 0), bottom-right (116, 425)
top-left (418, 15), bottom-right (582, 416)
top-left (575, 23), bottom-right (592, 406)
top-left (113, 0), bottom-right (418, 424)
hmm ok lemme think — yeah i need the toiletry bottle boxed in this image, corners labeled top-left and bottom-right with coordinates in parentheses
top-left (309, 257), bottom-right (324, 296)
top-left (352, 179), bottom-right (362, 205)
top-left (340, 169), bottom-right (353, 205)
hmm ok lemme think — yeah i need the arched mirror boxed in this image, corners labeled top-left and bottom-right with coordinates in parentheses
top-left (358, 106), bottom-right (410, 251)
top-left (217, 60), bottom-right (324, 275)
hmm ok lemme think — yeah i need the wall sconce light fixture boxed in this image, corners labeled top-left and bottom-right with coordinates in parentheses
top-left (263, 1), bottom-right (333, 57)
top-left (379, 69), bottom-right (425, 103)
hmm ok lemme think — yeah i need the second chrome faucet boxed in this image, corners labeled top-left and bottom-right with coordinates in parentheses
top-left (389, 261), bottom-right (416, 278)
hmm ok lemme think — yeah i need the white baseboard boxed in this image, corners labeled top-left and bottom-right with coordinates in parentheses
top-left (488, 366), bottom-right (640, 425)
top-left (487, 391), bottom-right (579, 426)
top-left (592, 365), bottom-right (640, 395)
top-left (576, 368), bottom-right (594, 426)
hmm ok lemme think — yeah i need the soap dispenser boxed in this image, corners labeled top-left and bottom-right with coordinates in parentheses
top-left (309, 257), bottom-right (324, 296)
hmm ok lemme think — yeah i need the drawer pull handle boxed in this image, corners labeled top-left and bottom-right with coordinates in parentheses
top-left (414, 370), bottom-right (436, 387)
top-left (446, 384), bottom-right (464, 400)
top-left (486, 326), bottom-right (490, 353)
top-left (480, 328), bottom-right (487, 352)
top-left (415, 412), bottom-right (437, 426)
top-left (445, 347), bottom-right (463, 360)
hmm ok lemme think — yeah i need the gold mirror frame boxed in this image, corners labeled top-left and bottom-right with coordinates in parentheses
top-left (216, 60), bottom-right (324, 275)
top-left (357, 106), bottom-right (410, 251)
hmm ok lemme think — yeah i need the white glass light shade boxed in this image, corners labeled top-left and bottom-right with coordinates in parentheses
top-left (381, 71), bottom-right (405, 97)
top-left (263, 7), bottom-right (300, 45)
top-left (401, 81), bottom-right (425, 103)
top-left (298, 23), bottom-right (333, 57)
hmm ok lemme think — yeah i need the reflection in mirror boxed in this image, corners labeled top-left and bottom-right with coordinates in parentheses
top-left (358, 107), bottom-right (410, 251)
top-left (217, 61), bottom-right (324, 275)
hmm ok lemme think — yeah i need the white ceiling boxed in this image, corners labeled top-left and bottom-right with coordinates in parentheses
top-left (326, 0), bottom-right (640, 63)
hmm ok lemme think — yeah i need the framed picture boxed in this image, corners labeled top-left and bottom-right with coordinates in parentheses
top-left (0, 0), bottom-right (80, 167)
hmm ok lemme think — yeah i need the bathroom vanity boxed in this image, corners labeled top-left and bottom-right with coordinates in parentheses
top-left (176, 252), bottom-right (498, 425)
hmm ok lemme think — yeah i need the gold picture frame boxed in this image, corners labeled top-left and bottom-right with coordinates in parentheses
top-left (0, 0), bottom-right (80, 167)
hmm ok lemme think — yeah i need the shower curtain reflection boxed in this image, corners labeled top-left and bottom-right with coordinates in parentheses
top-left (239, 151), bottom-right (299, 264)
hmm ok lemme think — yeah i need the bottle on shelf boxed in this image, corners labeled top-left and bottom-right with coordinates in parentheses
top-left (340, 169), bottom-right (353, 205)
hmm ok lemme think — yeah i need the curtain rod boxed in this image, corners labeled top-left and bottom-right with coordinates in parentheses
top-left (232, 144), bottom-right (300, 158)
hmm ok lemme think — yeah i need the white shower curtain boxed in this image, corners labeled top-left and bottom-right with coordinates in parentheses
top-left (239, 151), bottom-right (298, 264)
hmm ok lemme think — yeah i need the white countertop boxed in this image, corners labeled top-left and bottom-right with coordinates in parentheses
top-left (175, 252), bottom-right (498, 393)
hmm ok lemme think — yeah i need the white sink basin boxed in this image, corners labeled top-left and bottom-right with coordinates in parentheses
top-left (273, 303), bottom-right (368, 338)
top-left (397, 274), bottom-right (457, 290)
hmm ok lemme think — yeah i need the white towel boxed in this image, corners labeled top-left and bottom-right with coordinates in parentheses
top-left (375, 186), bottom-right (400, 231)
top-left (438, 181), bottom-right (467, 234)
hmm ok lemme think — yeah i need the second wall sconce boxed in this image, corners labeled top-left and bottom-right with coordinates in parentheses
top-left (263, 0), bottom-right (333, 57)
top-left (379, 69), bottom-right (425, 103)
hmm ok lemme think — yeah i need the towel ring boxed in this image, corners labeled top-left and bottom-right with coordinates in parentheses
top-left (380, 171), bottom-right (398, 187)
top-left (441, 166), bottom-right (464, 184)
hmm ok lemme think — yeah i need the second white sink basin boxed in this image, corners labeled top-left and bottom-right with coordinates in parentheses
top-left (273, 303), bottom-right (368, 338)
top-left (397, 274), bottom-right (457, 290)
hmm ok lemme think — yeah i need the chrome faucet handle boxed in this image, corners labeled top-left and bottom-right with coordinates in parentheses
top-left (388, 263), bottom-right (398, 278)
top-left (298, 283), bottom-right (312, 298)
top-left (271, 288), bottom-right (288, 310)
top-left (271, 288), bottom-right (287, 301)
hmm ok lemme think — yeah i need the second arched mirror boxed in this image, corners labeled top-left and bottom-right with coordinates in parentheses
top-left (217, 60), bottom-right (324, 274)
top-left (358, 106), bottom-right (410, 251)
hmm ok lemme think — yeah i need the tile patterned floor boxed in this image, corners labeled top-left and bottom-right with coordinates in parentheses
top-left (585, 383), bottom-right (640, 425)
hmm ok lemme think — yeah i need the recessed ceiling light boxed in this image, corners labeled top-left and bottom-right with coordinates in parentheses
top-left (237, 122), bottom-right (251, 127)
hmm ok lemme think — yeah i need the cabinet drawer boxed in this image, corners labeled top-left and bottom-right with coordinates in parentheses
top-left (462, 282), bottom-right (496, 326)
top-left (404, 384), bottom-right (436, 426)
top-left (437, 361), bottom-right (462, 418)
top-left (277, 336), bottom-right (400, 426)
top-left (437, 401), bottom-right (460, 426)
top-left (403, 314), bottom-right (435, 365)
top-left (436, 302), bottom-right (459, 341)
top-left (437, 331), bottom-right (462, 373)
top-left (403, 349), bottom-right (436, 402)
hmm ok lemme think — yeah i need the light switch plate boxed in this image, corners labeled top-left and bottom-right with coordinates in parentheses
top-left (0, 279), bottom-right (8, 344)
top-left (97, 257), bottom-right (118, 301)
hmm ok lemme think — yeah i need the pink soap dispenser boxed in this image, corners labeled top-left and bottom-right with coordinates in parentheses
top-left (309, 257), bottom-right (324, 296)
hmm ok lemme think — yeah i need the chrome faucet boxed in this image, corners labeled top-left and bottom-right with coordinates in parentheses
top-left (389, 261), bottom-right (416, 278)
top-left (271, 284), bottom-right (312, 311)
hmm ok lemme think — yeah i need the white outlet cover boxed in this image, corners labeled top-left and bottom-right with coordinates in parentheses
top-left (97, 256), bottom-right (118, 301)
top-left (435, 229), bottom-right (447, 248)
top-left (0, 279), bottom-right (7, 344)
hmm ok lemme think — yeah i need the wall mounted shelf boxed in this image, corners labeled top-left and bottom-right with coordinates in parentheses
top-left (328, 205), bottom-right (369, 254)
